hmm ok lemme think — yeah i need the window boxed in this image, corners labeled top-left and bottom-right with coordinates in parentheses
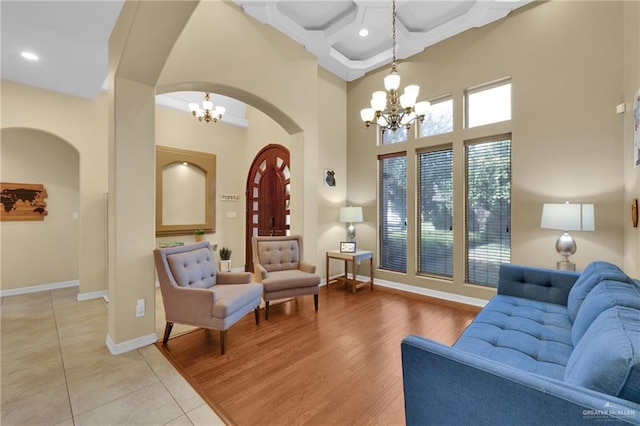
top-left (381, 127), bottom-right (407, 145)
top-left (379, 153), bottom-right (407, 272)
top-left (419, 98), bottom-right (453, 138)
top-left (465, 136), bottom-right (511, 287)
top-left (418, 147), bottom-right (453, 277)
top-left (466, 80), bottom-right (511, 128)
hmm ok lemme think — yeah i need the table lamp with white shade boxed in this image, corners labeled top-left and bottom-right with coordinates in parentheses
top-left (340, 206), bottom-right (363, 242)
top-left (540, 202), bottom-right (595, 271)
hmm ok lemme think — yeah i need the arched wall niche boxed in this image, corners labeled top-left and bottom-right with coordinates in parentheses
top-left (155, 145), bottom-right (216, 237)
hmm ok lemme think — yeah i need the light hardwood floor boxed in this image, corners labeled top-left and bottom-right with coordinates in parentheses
top-left (0, 287), bottom-right (222, 425)
top-left (2, 285), bottom-right (480, 425)
top-left (156, 285), bottom-right (481, 426)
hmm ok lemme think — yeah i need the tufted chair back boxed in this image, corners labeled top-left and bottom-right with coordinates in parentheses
top-left (165, 245), bottom-right (217, 289)
top-left (254, 236), bottom-right (302, 273)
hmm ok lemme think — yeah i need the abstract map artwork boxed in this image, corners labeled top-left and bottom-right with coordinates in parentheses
top-left (0, 182), bottom-right (48, 221)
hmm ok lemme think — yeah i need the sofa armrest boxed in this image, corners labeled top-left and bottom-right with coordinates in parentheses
top-left (217, 271), bottom-right (252, 285)
top-left (300, 261), bottom-right (316, 274)
top-left (401, 335), bottom-right (640, 425)
top-left (497, 263), bottom-right (581, 305)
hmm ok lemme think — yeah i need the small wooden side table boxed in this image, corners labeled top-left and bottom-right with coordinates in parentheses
top-left (326, 249), bottom-right (374, 294)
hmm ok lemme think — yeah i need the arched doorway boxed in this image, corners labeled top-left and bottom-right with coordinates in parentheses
top-left (245, 144), bottom-right (291, 271)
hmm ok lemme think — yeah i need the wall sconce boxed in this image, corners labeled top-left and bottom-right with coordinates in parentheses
top-left (339, 206), bottom-right (363, 242)
top-left (540, 202), bottom-right (594, 271)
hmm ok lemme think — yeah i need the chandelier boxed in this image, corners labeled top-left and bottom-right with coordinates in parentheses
top-left (188, 93), bottom-right (226, 124)
top-left (360, 0), bottom-right (430, 133)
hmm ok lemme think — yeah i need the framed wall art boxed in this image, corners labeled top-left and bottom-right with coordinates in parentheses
top-left (324, 169), bottom-right (336, 187)
top-left (0, 182), bottom-right (48, 221)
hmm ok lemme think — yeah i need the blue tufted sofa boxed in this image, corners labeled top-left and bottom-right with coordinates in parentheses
top-left (401, 261), bottom-right (640, 425)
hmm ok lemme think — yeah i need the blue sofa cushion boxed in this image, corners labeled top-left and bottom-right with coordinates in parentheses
top-left (566, 261), bottom-right (633, 322)
top-left (453, 295), bottom-right (573, 380)
top-left (565, 306), bottom-right (640, 404)
top-left (572, 280), bottom-right (640, 345)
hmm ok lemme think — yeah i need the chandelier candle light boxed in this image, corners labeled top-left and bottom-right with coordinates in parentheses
top-left (189, 93), bottom-right (225, 124)
top-left (360, 0), bottom-right (430, 133)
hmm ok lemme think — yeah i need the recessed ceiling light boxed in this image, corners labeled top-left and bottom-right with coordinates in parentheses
top-left (359, 28), bottom-right (369, 37)
top-left (21, 51), bottom-right (39, 61)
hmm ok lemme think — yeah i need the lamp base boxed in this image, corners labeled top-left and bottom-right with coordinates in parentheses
top-left (557, 259), bottom-right (576, 271)
top-left (347, 223), bottom-right (356, 242)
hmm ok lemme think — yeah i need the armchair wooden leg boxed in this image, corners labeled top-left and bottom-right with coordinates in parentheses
top-left (254, 307), bottom-right (260, 324)
top-left (265, 301), bottom-right (270, 320)
top-left (314, 294), bottom-right (319, 312)
top-left (220, 330), bottom-right (227, 355)
top-left (163, 322), bottom-right (174, 344)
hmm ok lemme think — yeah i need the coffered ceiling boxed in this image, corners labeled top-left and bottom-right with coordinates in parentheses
top-left (1, 0), bottom-right (531, 118)
top-left (233, 0), bottom-right (532, 81)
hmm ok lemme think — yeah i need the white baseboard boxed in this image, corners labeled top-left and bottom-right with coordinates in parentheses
top-left (371, 276), bottom-right (488, 308)
top-left (106, 332), bottom-right (158, 355)
top-left (323, 273), bottom-right (487, 308)
top-left (77, 290), bottom-right (109, 303)
top-left (0, 280), bottom-right (79, 298)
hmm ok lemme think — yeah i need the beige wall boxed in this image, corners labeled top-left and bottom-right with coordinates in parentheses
top-left (317, 67), bottom-right (349, 278)
top-left (623, 1), bottom-right (640, 277)
top-left (154, 102), bottom-right (293, 271)
top-left (0, 81), bottom-right (108, 296)
top-left (156, 0), bottom-right (331, 267)
top-left (347, 0), bottom-right (631, 300)
top-left (105, 0), bottom-right (346, 347)
top-left (1, 128), bottom-right (80, 289)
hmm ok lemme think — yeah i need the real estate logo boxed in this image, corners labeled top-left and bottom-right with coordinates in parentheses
top-left (582, 402), bottom-right (636, 422)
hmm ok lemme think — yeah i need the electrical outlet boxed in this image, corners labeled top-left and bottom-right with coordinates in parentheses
top-left (136, 299), bottom-right (145, 318)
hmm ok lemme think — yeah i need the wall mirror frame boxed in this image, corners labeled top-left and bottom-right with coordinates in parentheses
top-left (156, 146), bottom-right (216, 237)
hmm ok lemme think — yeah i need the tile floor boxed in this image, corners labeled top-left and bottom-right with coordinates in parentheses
top-left (1, 286), bottom-right (224, 425)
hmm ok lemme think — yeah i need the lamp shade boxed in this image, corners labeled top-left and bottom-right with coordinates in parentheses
top-left (540, 203), bottom-right (595, 231)
top-left (340, 206), bottom-right (363, 223)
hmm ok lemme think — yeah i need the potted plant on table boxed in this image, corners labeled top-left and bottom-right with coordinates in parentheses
top-left (194, 229), bottom-right (205, 242)
top-left (219, 247), bottom-right (232, 272)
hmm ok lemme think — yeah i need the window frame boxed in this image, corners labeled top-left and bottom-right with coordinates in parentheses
top-left (464, 134), bottom-right (512, 287)
top-left (416, 145), bottom-right (454, 279)
top-left (464, 78), bottom-right (512, 129)
top-left (416, 95), bottom-right (454, 139)
top-left (378, 151), bottom-right (407, 273)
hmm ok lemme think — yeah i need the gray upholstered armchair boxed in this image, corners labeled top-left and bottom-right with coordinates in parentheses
top-left (153, 241), bottom-right (263, 355)
top-left (251, 235), bottom-right (320, 319)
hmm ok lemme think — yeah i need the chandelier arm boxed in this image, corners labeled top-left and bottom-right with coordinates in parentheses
top-left (360, 0), bottom-right (427, 134)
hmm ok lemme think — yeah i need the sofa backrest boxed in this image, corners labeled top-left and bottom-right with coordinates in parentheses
top-left (566, 261), bottom-right (634, 322)
top-left (253, 236), bottom-right (302, 273)
top-left (160, 243), bottom-right (217, 289)
top-left (497, 263), bottom-right (579, 305)
top-left (571, 280), bottom-right (640, 345)
top-left (565, 306), bottom-right (640, 404)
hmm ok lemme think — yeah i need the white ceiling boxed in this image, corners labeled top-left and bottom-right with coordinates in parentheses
top-left (1, 0), bottom-right (124, 99)
top-left (234, 0), bottom-right (532, 81)
top-left (1, 0), bottom-right (531, 119)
